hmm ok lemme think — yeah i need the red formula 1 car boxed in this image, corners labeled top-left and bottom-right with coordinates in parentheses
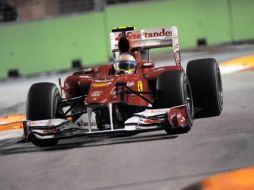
top-left (23, 26), bottom-right (223, 146)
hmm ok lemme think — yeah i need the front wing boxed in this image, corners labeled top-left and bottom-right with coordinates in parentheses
top-left (23, 105), bottom-right (188, 141)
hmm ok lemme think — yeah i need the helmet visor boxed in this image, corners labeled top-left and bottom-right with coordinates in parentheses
top-left (116, 60), bottom-right (136, 70)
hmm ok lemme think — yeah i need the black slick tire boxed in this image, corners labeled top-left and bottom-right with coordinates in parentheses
top-left (27, 82), bottom-right (62, 147)
top-left (187, 58), bottom-right (223, 118)
top-left (156, 70), bottom-right (194, 134)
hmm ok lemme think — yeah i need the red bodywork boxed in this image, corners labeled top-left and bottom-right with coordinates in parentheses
top-left (63, 62), bottom-right (183, 108)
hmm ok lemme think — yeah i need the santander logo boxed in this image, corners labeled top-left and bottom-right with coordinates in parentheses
top-left (115, 28), bottom-right (172, 41)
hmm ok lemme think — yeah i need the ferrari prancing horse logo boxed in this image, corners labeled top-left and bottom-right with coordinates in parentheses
top-left (137, 81), bottom-right (143, 92)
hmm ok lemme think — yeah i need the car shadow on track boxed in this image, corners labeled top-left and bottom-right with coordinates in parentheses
top-left (0, 132), bottom-right (178, 155)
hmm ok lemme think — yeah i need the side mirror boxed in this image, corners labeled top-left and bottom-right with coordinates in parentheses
top-left (83, 68), bottom-right (94, 74)
top-left (141, 62), bottom-right (154, 68)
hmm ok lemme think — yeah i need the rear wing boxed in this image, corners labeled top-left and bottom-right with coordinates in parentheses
top-left (110, 26), bottom-right (181, 65)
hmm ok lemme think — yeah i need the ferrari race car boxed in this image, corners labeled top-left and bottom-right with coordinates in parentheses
top-left (22, 26), bottom-right (223, 146)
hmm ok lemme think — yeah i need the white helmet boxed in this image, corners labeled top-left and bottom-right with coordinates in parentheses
top-left (114, 53), bottom-right (137, 74)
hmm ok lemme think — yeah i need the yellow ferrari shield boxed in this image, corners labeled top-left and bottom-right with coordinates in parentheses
top-left (137, 81), bottom-right (143, 92)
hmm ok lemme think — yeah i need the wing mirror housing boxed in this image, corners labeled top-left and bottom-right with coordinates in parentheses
top-left (141, 62), bottom-right (154, 68)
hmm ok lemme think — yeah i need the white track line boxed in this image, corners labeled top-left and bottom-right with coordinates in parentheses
top-left (220, 65), bottom-right (249, 75)
top-left (0, 129), bottom-right (23, 141)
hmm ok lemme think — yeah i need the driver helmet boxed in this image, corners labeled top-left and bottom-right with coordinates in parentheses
top-left (114, 53), bottom-right (137, 74)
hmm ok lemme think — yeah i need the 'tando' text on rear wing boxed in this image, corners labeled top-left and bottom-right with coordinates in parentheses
top-left (110, 26), bottom-right (181, 65)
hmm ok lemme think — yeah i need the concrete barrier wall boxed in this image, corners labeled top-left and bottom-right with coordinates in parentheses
top-left (230, 0), bottom-right (254, 41)
top-left (0, 0), bottom-right (253, 78)
top-left (0, 13), bottom-right (109, 78)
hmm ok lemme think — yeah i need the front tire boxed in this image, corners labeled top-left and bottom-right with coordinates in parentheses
top-left (187, 58), bottom-right (223, 118)
top-left (27, 82), bottom-right (62, 147)
top-left (156, 70), bottom-right (194, 134)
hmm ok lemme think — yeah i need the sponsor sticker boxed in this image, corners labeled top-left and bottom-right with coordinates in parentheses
top-left (127, 81), bottom-right (135, 87)
top-left (93, 83), bottom-right (108, 87)
top-left (114, 28), bottom-right (172, 41)
top-left (91, 90), bottom-right (102, 97)
top-left (137, 81), bottom-right (143, 92)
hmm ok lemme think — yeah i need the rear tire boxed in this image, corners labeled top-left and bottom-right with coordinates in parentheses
top-left (156, 70), bottom-right (194, 134)
top-left (27, 82), bottom-right (62, 147)
top-left (187, 58), bottom-right (223, 118)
